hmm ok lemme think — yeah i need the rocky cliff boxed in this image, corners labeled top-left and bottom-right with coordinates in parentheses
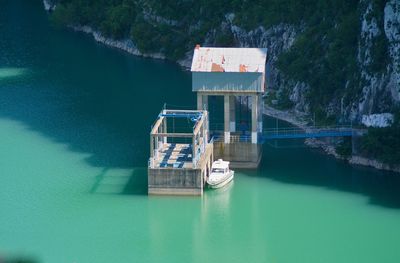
top-left (354, 0), bottom-right (400, 120)
top-left (215, 1), bottom-right (400, 123)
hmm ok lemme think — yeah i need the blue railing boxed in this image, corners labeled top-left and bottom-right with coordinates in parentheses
top-left (261, 125), bottom-right (354, 140)
top-left (209, 125), bottom-right (355, 143)
top-left (211, 134), bottom-right (252, 143)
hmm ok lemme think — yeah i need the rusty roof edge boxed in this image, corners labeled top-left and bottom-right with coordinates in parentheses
top-left (190, 47), bottom-right (267, 73)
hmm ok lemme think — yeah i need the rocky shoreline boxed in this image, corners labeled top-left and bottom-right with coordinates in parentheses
top-left (41, 2), bottom-right (168, 62)
top-left (70, 24), bottom-right (195, 69)
top-left (264, 106), bottom-right (400, 173)
top-left (71, 25), bottom-right (166, 60)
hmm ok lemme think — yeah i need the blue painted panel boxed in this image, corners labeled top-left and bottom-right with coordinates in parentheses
top-left (192, 72), bottom-right (263, 92)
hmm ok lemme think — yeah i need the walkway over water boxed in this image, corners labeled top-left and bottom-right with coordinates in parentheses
top-left (261, 125), bottom-right (354, 140)
top-left (210, 125), bottom-right (358, 143)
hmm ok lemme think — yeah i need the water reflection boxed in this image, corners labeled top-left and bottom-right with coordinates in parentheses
top-left (202, 182), bottom-right (234, 214)
top-left (0, 67), bottom-right (28, 80)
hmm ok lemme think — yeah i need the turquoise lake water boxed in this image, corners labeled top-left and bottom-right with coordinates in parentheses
top-left (1, 1), bottom-right (400, 262)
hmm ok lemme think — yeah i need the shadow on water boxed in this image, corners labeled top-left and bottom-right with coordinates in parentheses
top-left (0, 255), bottom-right (40, 263)
top-left (122, 169), bottom-right (148, 195)
top-left (89, 168), bottom-right (148, 195)
top-left (255, 136), bottom-right (400, 209)
top-left (0, 1), bottom-right (192, 195)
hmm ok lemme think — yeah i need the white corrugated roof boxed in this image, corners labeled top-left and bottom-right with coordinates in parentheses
top-left (191, 46), bottom-right (267, 73)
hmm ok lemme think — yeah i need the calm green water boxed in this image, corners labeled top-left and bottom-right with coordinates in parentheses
top-left (1, 1), bottom-right (400, 263)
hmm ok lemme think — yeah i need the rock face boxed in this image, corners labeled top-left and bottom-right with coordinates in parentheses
top-left (384, 0), bottom-right (400, 102)
top-left (229, 22), bottom-right (298, 89)
top-left (362, 113), bottom-right (394, 127)
top-left (354, 0), bottom-right (400, 121)
top-left (43, 0), bottom-right (56, 11)
top-left (224, 1), bottom-right (399, 122)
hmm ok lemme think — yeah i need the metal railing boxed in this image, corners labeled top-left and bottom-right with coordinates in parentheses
top-left (148, 157), bottom-right (155, 168)
top-left (209, 122), bottom-right (250, 132)
top-left (209, 124), bottom-right (356, 142)
top-left (262, 125), bottom-right (354, 140)
top-left (210, 134), bottom-right (252, 143)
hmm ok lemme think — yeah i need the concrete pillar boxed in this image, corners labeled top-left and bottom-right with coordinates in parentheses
top-left (229, 95), bottom-right (236, 132)
top-left (224, 95), bottom-right (230, 144)
top-left (251, 94), bottom-right (258, 144)
top-left (197, 93), bottom-right (203, 110)
top-left (197, 93), bottom-right (208, 110)
top-left (203, 95), bottom-right (208, 111)
top-left (162, 119), bottom-right (167, 144)
top-left (192, 134), bottom-right (196, 167)
top-left (150, 136), bottom-right (154, 158)
top-left (201, 121), bottom-right (205, 153)
top-left (205, 111), bottom-right (209, 143)
top-left (257, 94), bottom-right (263, 133)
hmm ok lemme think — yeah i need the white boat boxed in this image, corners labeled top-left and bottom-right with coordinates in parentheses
top-left (207, 159), bottom-right (234, 189)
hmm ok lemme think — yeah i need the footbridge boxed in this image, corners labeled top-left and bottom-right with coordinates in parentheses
top-left (210, 125), bottom-right (357, 143)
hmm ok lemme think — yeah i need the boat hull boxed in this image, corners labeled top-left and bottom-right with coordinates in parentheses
top-left (207, 171), bottom-right (234, 189)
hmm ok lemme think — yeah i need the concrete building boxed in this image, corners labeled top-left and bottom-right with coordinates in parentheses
top-left (191, 46), bottom-right (267, 168)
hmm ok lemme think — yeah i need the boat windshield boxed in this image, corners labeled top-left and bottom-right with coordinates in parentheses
top-left (211, 168), bottom-right (225, 173)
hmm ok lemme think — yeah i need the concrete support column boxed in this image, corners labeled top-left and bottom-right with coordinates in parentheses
top-left (192, 134), bottom-right (196, 167)
top-left (200, 121), bottom-right (204, 153)
top-left (197, 93), bottom-right (208, 110)
top-left (197, 93), bottom-right (203, 110)
top-left (251, 95), bottom-right (258, 144)
top-left (149, 135), bottom-right (154, 168)
top-left (162, 119), bottom-right (167, 144)
top-left (203, 95), bottom-right (208, 111)
top-left (205, 111), bottom-right (209, 143)
top-left (224, 95), bottom-right (230, 144)
top-left (156, 126), bottom-right (161, 159)
top-left (229, 95), bottom-right (236, 132)
top-left (258, 94), bottom-right (263, 133)
top-left (150, 136), bottom-right (154, 158)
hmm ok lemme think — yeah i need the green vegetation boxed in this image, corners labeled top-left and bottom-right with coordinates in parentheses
top-left (364, 0), bottom-right (390, 73)
top-left (336, 137), bottom-right (352, 158)
top-left (369, 34), bottom-right (390, 73)
top-left (276, 88), bottom-right (294, 110)
top-left (51, 0), bottom-right (385, 66)
top-left (51, 0), bottom-right (239, 59)
top-left (360, 111), bottom-right (400, 165)
top-left (277, 0), bottom-right (361, 124)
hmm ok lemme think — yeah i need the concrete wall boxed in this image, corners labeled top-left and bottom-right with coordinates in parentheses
top-left (148, 144), bottom-right (213, 196)
top-left (193, 72), bottom-right (264, 92)
top-left (148, 168), bottom-right (203, 195)
top-left (213, 141), bottom-right (262, 169)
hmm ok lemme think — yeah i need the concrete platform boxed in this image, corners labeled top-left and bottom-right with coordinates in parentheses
top-left (154, 143), bottom-right (193, 169)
